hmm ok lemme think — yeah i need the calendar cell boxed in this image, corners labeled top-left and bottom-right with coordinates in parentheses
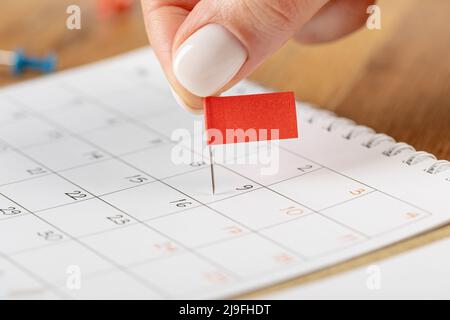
top-left (0, 117), bottom-right (67, 149)
top-left (261, 214), bottom-right (364, 258)
top-left (60, 158), bottom-right (154, 196)
top-left (270, 168), bottom-right (373, 211)
top-left (131, 253), bottom-right (233, 297)
top-left (13, 241), bottom-right (112, 287)
top-left (143, 109), bottom-right (203, 137)
top-left (40, 198), bottom-right (136, 237)
top-left (101, 181), bottom-right (201, 220)
top-left (225, 147), bottom-right (321, 186)
top-left (210, 188), bottom-right (313, 230)
top-left (84, 122), bottom-right (166, 155)
top-left (45, 99), bottom-right (121, 134)
top-left (0, 194), bottom-right (28, 220)
top-left (26, 137), bottom-right (109, 171)
top-left (98, 83), bottom-right (172, 119)
top-left (122, 144), bottom-right (208, 180)
top-left (210, 140), bottom-right (272, 165)
top-left (0, 98), bottom-right (28, 125)
top-left (64, 68), bottom-right (136, 97)
top-left (199, 234), bottom-right (301, 277)
top-left (0, 174), bottom-right (93, 212)
top-left (148, 206), bottom-right (249, 248)
top-left (82, 224), bottom-right (182, 266)
top-left (113, 53), bottom-right (171, 94)
top-left (0, 149), bottom-right (50, 186)
top-left (321, 192), bottom-right (429, 236)
top-left (163, 165), bottom-right (260, 204)
top-left (177, 130), bottom-right (204, 154)
top-left (59, 270), bottom-right (161, 300)
top-left (0, 214), bottom-right (67, 254)
top-left (8, 81), bottom-right (80, 112)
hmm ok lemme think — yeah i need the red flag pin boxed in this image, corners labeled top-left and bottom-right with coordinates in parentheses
top-left (204, 92), bottom-right (299, 194)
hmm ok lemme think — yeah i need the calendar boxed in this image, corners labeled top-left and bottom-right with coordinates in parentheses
top-left (0, 48), bottom-right (449, 299)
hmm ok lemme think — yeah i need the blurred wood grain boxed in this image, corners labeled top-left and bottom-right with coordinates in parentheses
top-left (0, 0), bottom-right (449, 299)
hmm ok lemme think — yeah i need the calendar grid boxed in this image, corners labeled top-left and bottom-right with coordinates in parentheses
top-left (25, 90), bottom-right (318, 264)
top-left (0, 138), bottom-right (241, 298)
top-left (1, 129), bottom-right (435, 297)
top-left (220, 164), bottom-right (371, 239)
top-left (0, 115), bottom-right (432, 299)
top-left (0, 179), bottom-right (171, 298)
top-left (2, 84), bottom-right (435, 296)
top-left (54, 84), bottom-right (377, 244)
top-left (61, 81), bottom-right (436, 232)
top-left (1, 91), bottom-right (321, 296)
top-left (310, 213), bottom-right (432, 261)
top-left (12, 94), bottom-right (311, 265)
top-left (1, 99), bottom-right (268, 297)
top-left (1, 52), bottom-right (446, 299)
top-left (0, 158), bottom-right (207, 207)
top-left (88, 79), bottom-right (439, 243)
top-left (78, 91), bottom-right (429, 245)
top-left (281, 146), bottom-right (436, 217)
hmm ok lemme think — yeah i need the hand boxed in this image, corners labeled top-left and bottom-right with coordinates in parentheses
top-left (142, 0), bottom-right (375, 111)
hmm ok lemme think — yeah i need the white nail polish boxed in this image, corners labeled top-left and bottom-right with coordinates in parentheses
top-left (170, 87), bottom-right (203, 115)
top-left (172, 24), bottom-right (247, 97)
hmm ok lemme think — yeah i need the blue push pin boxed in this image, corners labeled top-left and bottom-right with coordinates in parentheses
top-left (0, 49), bottom-right (57, 76)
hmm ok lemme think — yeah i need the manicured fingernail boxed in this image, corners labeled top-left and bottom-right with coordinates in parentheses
top-left (172, 24), bottom-right (247, 97)
top-left (170, 87), bottom-right (203, 115)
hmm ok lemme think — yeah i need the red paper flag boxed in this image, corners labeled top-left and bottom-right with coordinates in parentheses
top-left (204, 92), bottom-right (298, 145)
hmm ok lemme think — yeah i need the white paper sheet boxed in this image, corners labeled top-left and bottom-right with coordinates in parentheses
top-left (0, 48), bottom-right (449, 299)
top-left (263, 237), bottom-right (450, 300)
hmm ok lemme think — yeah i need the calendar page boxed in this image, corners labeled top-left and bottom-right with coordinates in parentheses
top-left (0, 48), bottom-right (449, 299)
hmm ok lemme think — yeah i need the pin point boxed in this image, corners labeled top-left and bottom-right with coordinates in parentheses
top-left (97, 0), bottom-right (134, 17)
top-left (0, 49), bottom-right (57, 76)
top-left (208, 145), bottom-right (216, 195)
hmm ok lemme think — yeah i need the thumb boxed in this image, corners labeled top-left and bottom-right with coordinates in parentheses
top-left (172, 0), bottom-right (329, 103)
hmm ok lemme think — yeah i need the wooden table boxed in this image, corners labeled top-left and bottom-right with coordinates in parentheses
top-left (1, 0), bottom-right (449, 298)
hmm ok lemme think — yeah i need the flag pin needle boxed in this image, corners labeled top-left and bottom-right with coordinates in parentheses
top-left (209, 145), bottom-right (216, 195)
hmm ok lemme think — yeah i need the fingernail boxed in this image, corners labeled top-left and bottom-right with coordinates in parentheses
top-left (170, 87), bottom-right (203, 115)
top-left (173, 24), bottom-right (247, 97)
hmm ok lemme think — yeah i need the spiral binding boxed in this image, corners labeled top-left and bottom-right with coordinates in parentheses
top-left (297, 102), bottom-right (450, 179)
top-left (229, 81), bottom-right (450, 180)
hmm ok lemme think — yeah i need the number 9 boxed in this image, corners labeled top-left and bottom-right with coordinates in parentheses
top-left (236, 185), bottom-right (253, 191)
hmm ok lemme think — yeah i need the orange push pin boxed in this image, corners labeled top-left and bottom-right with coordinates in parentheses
top-left (97, 0), bottom-right (134, 17)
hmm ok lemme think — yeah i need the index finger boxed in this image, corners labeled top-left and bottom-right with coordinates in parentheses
top-left (141, 0), bottom-right (203, 111)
